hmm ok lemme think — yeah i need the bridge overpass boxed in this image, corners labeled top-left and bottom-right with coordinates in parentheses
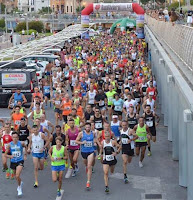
top-left (145, 15), bottom-right (193, 200)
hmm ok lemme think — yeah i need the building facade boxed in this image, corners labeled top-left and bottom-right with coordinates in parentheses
top-left (0, 0), bottom-right (18, 12)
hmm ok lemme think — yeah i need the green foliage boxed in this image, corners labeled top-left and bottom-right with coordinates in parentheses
top-left (16, 20), bottom-right (44, 33)
top-left (15, 21), bottom-right (26, 32)
top-left (76, 6), bottom-right (85, 13)
top-left (18, 29), bottom-right (37, 35)
top-left (168, 1), bottom-right (185, 10)
top-left (0, 3), bottom-right (5, 14)
top-left (0, 18), bottom-right (5, 28)
top-left (140, 0), bottom-right (149, 4)
top-left (28, 21), bottom-right (44, 32)
top-left (38, 7), bottom-right (52, 14)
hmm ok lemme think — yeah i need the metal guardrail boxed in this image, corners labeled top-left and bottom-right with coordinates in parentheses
top-left (145, 15), bottom-right (193, 72)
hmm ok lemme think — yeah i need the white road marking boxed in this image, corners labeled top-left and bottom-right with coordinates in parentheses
top-left (27, 112), bottom-right (32, 118)
top-left (110, 173), bottom-right (163, 194)
top-left (55, 190), bottom-right (64, 200)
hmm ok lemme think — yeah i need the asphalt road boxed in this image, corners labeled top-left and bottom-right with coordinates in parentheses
top-left (0, 103), bottom-right (187, 200)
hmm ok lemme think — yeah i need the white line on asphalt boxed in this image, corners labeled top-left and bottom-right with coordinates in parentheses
top-left (0, 117), bottom-right (11, 119)
top-left (27, 112), bottom-right (32, 118)
top-left (55, 190), bottom-right (64, 200)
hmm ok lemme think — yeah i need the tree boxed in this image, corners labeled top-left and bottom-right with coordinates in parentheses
top-left (29, 21), bottom-right (44, 33)
top-left (0, 18), bottom-right (5, 28)
top-left (38, 7), bottom-right (52, 14)
top-left (15, 21), bottom-right (26, 32)
top-left (15, 21), bottom-right (44, 33)
top-left (0, 3), bottom-right (6, 14)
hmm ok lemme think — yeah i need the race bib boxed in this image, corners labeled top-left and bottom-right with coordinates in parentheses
top-left (146, 121), bottom-right (153, 127)
top-left (143, 92), bottom-right (147, 96)
top-left (45, 89), bottom-right (50, 93)
top-left (70, 140), bottom-right (78, 147)
top-left (108, 97), bottom-right (113, 102)
top-left (12, 151), bottom-right (21, 158)
top-left (105, 155), bottom-right (114, 161)
top-left (99, 101), bottom-right (104, 106)
top-left (55, 101), bottom-right (60, 105)
top-left (24, 140), bottom-right (28, 145)
top-left (122, 138), bottom-right (128, 145)
top-left (95, 122), bottom-right (102, 129)
top-left (4, 143), bottom-right (9, 150)
top-left (84, 141), bottom-right (93, 147)
top-left (115, 105), bottom-right (121, 111)
top-left (135, 98), bottom-right (140, 103)
top-left (15, 120), bottom-right (21, 125)
top-left (138, 136), bottom-right (146, 141)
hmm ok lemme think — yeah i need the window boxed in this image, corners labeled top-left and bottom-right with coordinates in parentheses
top-left (71, 6), bottom-right (72, 13)
top-left (67, 6), bottom-right (68, 13)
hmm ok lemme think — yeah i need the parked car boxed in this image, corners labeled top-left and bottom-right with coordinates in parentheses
top-left (0, 68), bottom-right (38, 107)
top-left (20, 54), bottom-right (60, 64)
top-left (42, 48), bottom-right (61, 55)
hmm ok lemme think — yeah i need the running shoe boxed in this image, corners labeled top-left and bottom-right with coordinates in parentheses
top-left (148, 151), bottom-right (152, 156)
top-left (2, 168), bottom-right (6, 172)
top-left (44, 160), bottom-right (48, 167)
top-left (34, 182), bottom-right (38, 188)
top-left (97, 154), bottom-right (101, 160)
top-left (6, 169), bottom-right (10, 179)
top-left (139, 161), bottom-right (143, 168)
top-left (124, 177), bottom-right (129, 184)
top-left (10, 169), bottom-right (15, 180)
top-left (64, 160), bottom-right (69, 168)
top-left (17, 186), bottom-right (22, 196)
top-left (105, 186), bottom-right (109, 193)
top-left (57, 189), bottom-right (61, 197)
top-left (72, 170), bottom-right (76, 177)
top-left (86, 181), bottom-right (90, 189)
top-left (75, 163), bottom-right (79, 172)
top-left (65, 168), bottom-right (72, 178)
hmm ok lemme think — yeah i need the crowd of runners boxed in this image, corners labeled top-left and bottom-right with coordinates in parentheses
top-left (0, 29), bottom-right (160, 197)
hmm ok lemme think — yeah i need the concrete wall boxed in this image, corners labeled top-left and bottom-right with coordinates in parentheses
top-left (145, 25), bottom-right (193, 200)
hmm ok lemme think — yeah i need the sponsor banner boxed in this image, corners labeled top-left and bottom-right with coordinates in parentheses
top-left (2, 73), bottom-right (26, 85)
top-left (93, 3), bottom-right (132, 12)
top-left (81, 15), bottom-right (90, 28)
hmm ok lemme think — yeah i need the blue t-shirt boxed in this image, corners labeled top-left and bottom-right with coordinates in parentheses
top-left (10, 141), bottom-right (23, 163)
top-left (81, 131), bottom-right (95, 153)
top-left (113, 99), bottom-right (124, 112)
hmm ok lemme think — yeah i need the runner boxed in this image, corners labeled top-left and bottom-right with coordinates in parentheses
top-left (31, 102), bottom-right (45, 121)
top-left (120, 121), bottom-right (138, 183)
top-left (5, 132), bottom-right (27, 196)
top-left (65, 119), bottom-right (80, 177)
top-left (0, 122), bottom-right (13, 178)
top-left (49, 136), bottom-right (68, 197)
top-left (100, 131), bottom-right (121, 193)
top-left (112, 94), bottom-right (124, 120)
top-left (110, 114), bottom-right (121, 142)
top-left (142, 105), bottom-right (160, 156)
top-left (106, 85), bottom-right (117, 120)
top-left (133, 117), bottom-right (151, 168)
top-left (126, 106), bottom-right (139, 129)
top-left (27, 125), bottom-right (49, 188)
top-left (11, 105), bottom-right (26, 131)
top-left (51, 91), bottom-right (63, 125)
top-left (76, 122), bottom-right (99, 189)
top-left (18, 117), bottom-right (30, 147)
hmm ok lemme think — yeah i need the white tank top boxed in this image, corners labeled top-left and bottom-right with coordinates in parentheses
top-left (71, 75), bottom-right (78, 86)
top-left (103, 140), bottom-right (115, 161)
top-left (120, 128), bottom-right (134, 149)
top-left (40, 120), bottom-right (49, 131)
top-left (88, 90), bottom-right (96, 105)
top-left (32, 132), bottom-right (44, 153)
top-left (146, 99), bottom-right (155, 112)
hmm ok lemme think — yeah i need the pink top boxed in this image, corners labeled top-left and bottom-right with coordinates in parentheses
top-left (67, 127), bottom-right (80, 150)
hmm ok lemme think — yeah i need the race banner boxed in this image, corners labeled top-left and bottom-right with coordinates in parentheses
top-left (93, 3), bottom-right (133, 12)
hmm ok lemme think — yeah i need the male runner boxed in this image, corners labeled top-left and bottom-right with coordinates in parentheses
top-left (133, 117), bottom-right (151, 168)
top-left (76, 122), bottom-right (99, 189)
top-left (5, 132), bottom-right (27, 196)
top-left (27, 125), bottom-right (49, 188)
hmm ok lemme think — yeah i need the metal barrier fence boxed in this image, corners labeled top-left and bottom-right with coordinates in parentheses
top-left (145, 15), bottom-right (193, 72)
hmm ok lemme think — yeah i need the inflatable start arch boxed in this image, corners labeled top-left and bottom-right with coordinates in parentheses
top-left (81, 3), bottom-right (145, 39)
